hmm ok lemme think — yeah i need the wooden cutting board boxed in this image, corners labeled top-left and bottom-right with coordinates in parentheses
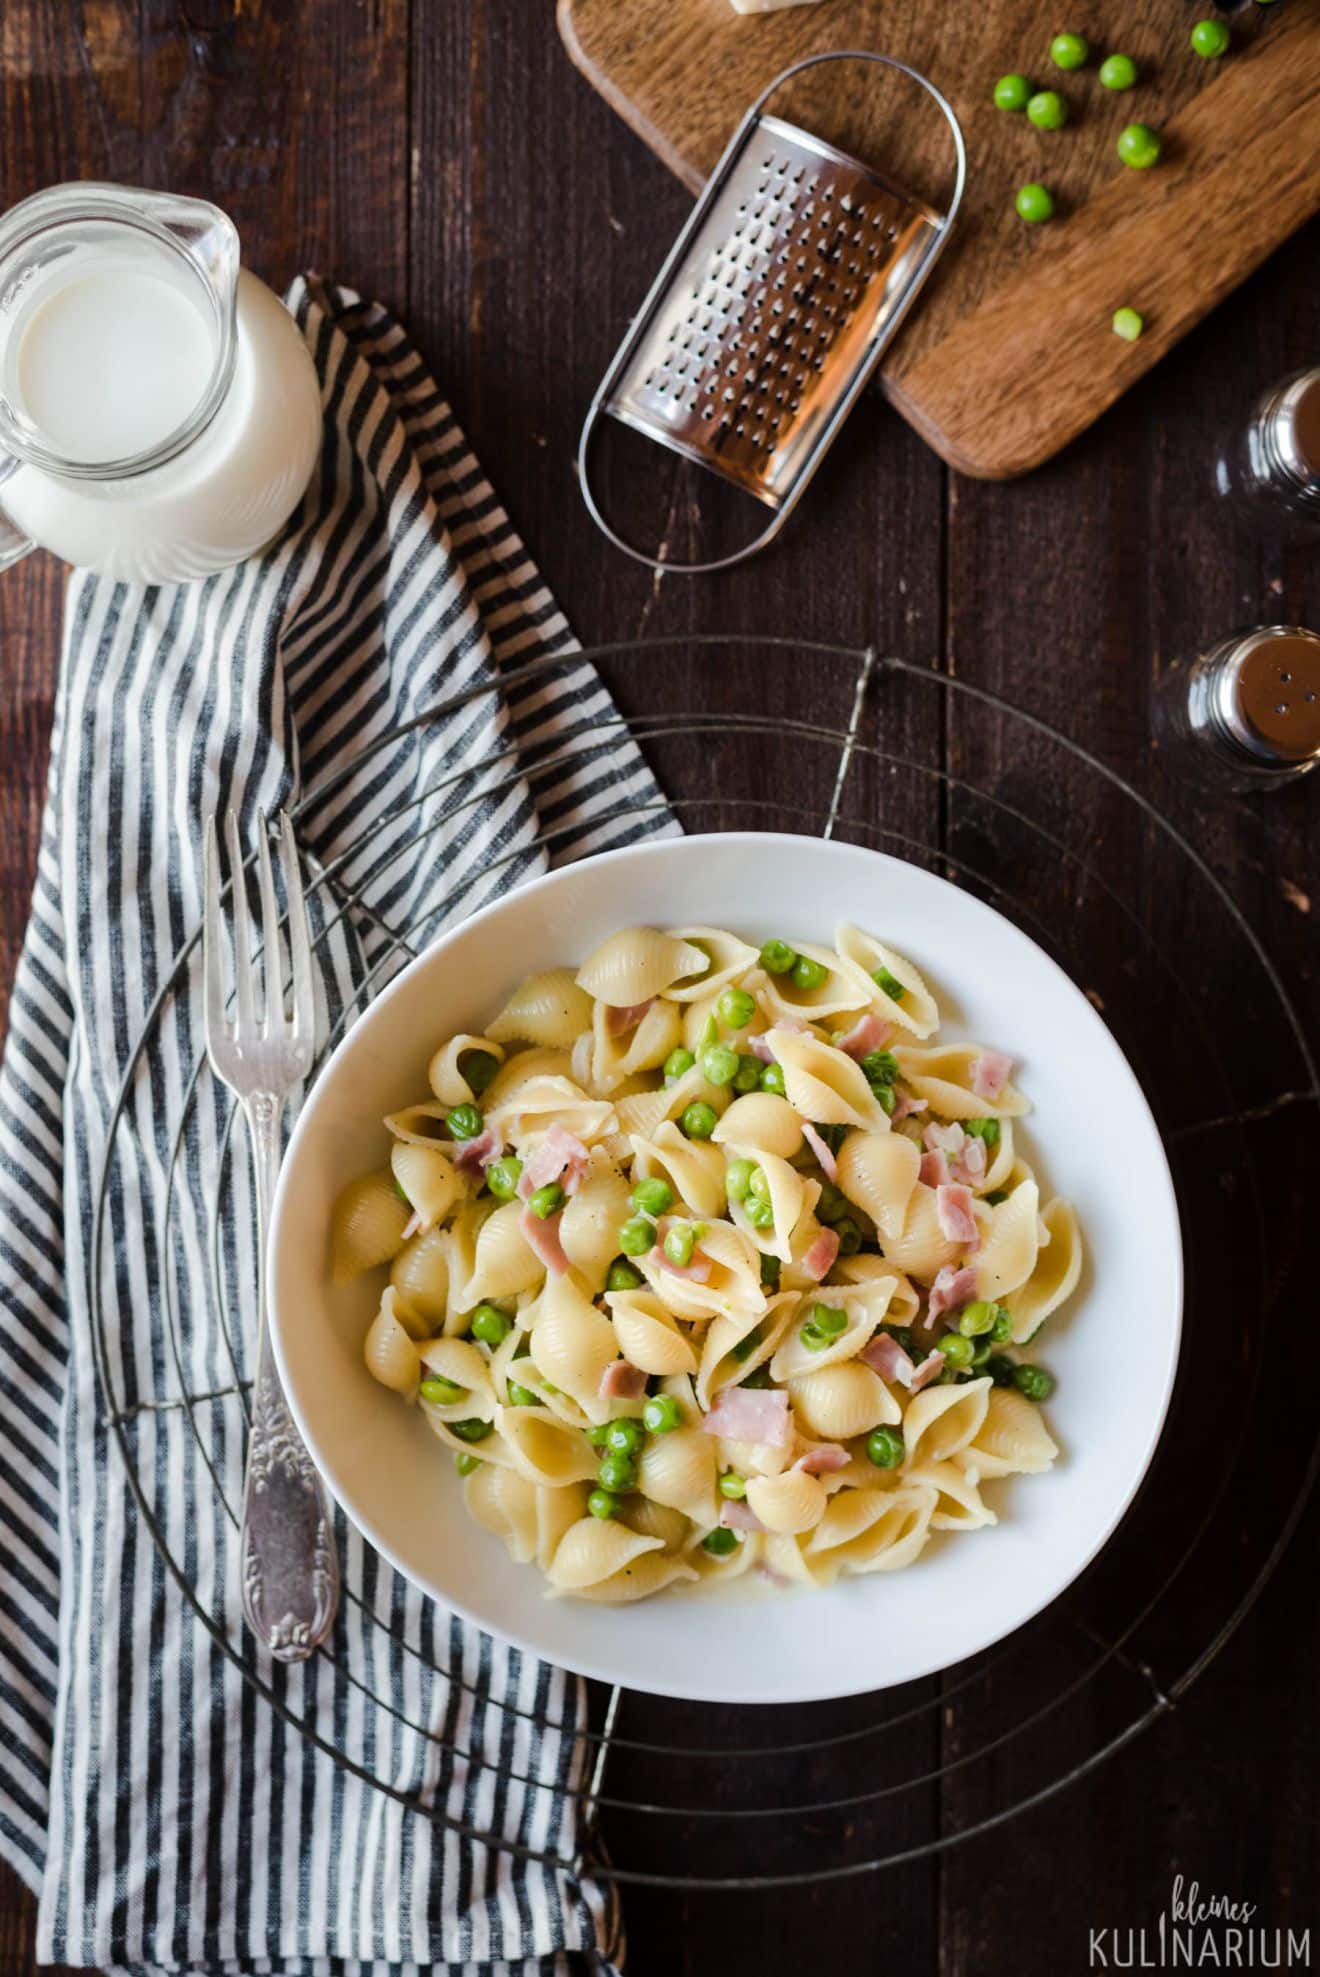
top-left (559, 0), bottom-right (1320, 478)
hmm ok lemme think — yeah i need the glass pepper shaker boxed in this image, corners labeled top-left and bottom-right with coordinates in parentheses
top-left (1213, 369), bottom-right (1320, 545)
top-left (1156, 626), bottom-right (1320, 792)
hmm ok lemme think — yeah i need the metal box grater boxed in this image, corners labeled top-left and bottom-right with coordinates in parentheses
top-left (579, 51), bottom-right (966, 574)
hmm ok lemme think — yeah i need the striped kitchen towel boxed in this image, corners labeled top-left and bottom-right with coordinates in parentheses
top-left (0, 275), bottom-right (672, 1974)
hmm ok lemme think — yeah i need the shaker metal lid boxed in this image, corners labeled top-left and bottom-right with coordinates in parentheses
top-left (1219, 625), bottom-right (1320, 765)
top-left (1273, 371), bottom-right (1320, 492)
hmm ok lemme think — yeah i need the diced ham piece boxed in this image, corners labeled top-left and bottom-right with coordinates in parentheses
top-left (909, 1350), bottom-right (947, 1392)
top-left (936, 1183), bottom-right (979, 1249)
top-left (453, 1125), bottom-right (502, 1175)
top-left (891, 1089), bottom-right (928, 1120)
top-left (927, 1263), bottom-right (978, 1322)
top-left (923, 1120), bottom-right (966, 1156)
top-left (862, 1332), bottom-right (917, 1386)
top-left (604, 997), bottom-right (653, 1036)
top-left (654, 1216), bottom-right (714, 1282)
top-left (955, 1134), bottom-right (988, 1185)
top-left (720, 1498), bottom-right (768, 1533)
top-left (517, 1122), bottom-right (590, 1198)
top-left (795, 1444), bottom-right (848, 1476)
top-left (702, 1385), bottom-right (791, 1446)
top-left (836, 1012), bottom-right (894, 1060)
top-left (519, 1206), bottom-right (569, 1275)
top-left (800, 1227), bottom-right (840, 1282)
top-left (599, 1359), bottom-right (648, 1402)
top-left (970, 1049), bottom-right (1014, 1101)
top-left (745, 1033), bottom-right (777, 1064)
top-left (801, 1120), bottom-right (838, 1183)
top-left (919, 1148), bottom-right (950, 1189)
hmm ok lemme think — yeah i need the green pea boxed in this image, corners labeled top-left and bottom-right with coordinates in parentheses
top-left (681, 1101), bottom-right (718, 1140)
top-left (700, 1043), bottom-right (741, 1088)
top-left (597, 1451), bottom-right (637, 1493)
top-left (663, 1046), bottom-right (696, 1083)
top-left (462, 1049), bottom-right (500, 1096)
top-left (964, 1117), bottom-right (1001, 1148)
top-left (936, 1332), bottom-right (975, 1368)
top-left (958, 1300), bottom-right (997, 1338)
top-left (1014, 1363), bottom-right (1055, 1402)
top-left (506, 1380), bottom-right (542, 1408)
top-left (866, 1425), bottom-right (905, 1469)
top-left (860, 1049), bottom-right (899, 1087)
top-left (618, 1215), bottom-right (655, 1256)
top-left (717, 986), bottom-right (757, 1030)
top-left (987, 1354), bottom-right (1017, 1388)
top-left (1099, 52), bottom-right (1137, 90)
top-left (970, 1337), bottom-right (995, 1369)
top-left (586, 1421), bottom-right (612, 1447)
top-left (993, 72), bottom-right (1033, 112)
top-left (1027, 89), bottom-right (1068, 129)
top-left (702, 1526), bottom-right (739, 1556)
top-left (990, 1305), bottom-right (1014, 1344)
top-left (663, 1222), bottom-right (697, 1267)
top-left (642, 1393), bottom-right (682, 1433)
top-left (446, 1102), bottom-right (484, 1141)
top-left (759, 939), bottom-right (798, 975)
top-left (455, 1451), bottom-right (482, 1476)
top-left (1112, 307), bottom-right (1144, 343)
top-left (607, 1259), bottom-right (644, 1293)
top-left (744, 1196), bottom-right (774, 1230)
top-left (420, 1375), bottom-right (464, 1405)
top-left (731, 1323), bottom-right (764, 1363)
top-left (985, 1188), bottom-right (1010, 1207)
top-left (815, 1181), bottom-right (848, 1225)
top-left (733, 1054), bottom-right (762, 1093)
top-left (587, 1487), bottom-right (619, 1520)
top-left (834, 1216), bottom-right (862, 1257)
top-left (759, 1253), bottom-right (781, 1291)
top-left (470, 1303), bottom-right (513, 1347)
top-left (1016, 182), bottom-right (1055, 224)
top-left (1049, 30), bottom-right (1089, 68)
top-left (605, 1418), bottom-right (645, 1457)
top-left (791, 954), bottom-right (829, 993)
top-left (810, 1303), bottom-right (849, 1338)
top-left (485, 1155), bottom-right (523, 1201)
top-left (747, 1165), bottom-right (772, 1204)
top-left (873, 965), bottom-right (906, 1002)
top-left (719, 1473), bottom-right (748, 1499)
top-left (698, 1014), bottom-right (720, 1052)
top-left (875, 1082), bottom-right (897, 1117)
top-left (1190, 17), bottom-right (1230, 57)
top-left (1117, 123), bottom-right (1161, 169)
top-left (818, 1123), bottom-right (847, 1156)
top-left (760, 1063), bottom-right (786, 1097)
top-left (725, 1156), bottom-right (756, 1203)
top-left (742, 1362), bottom-right (773, 1388)
top-left (450, 1416), bottom-right (493, 1442)
top-left (631, 1176), bottom-right (674, 1217)
top-left (527, 1182), bottom-right (564, 1220)
top-left (800, 1321), bottom-right (831, 1352)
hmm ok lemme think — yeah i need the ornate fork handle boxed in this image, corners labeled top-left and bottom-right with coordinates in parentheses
top-left (239, 1089), bottom-right (340, 1661)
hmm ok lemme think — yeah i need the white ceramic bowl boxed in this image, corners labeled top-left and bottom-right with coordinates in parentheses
top-left (269, 832), bottom-right (1182, 1704)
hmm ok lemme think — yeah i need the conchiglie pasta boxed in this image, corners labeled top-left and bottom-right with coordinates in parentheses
top-left (908, 1458), bottom-right (997, 1530)
top-left (756, 939), bottom-right (873, 1023)
top-left (789, 1360), bottom-right (900, 1440)
top-left (875, 1183), bottom-right (961, 1280)
top-left (637, 1425), bottom-right (718, 1529)
top-left (619, 1497), bottom-right (692, 1553)
top-left (902, 1376), bottom-right (992, 1466)
top-left (607, 1287), bottom-right (698, 1376)
top-left (726, 1147), bottom-right (805, 1264)
top-left (363, 1288), bottom-right (421, 1397)
top-left (558, 1152), bottom-right (633, 1290)
top-left (587, 995), bottom-right (682, 1094)
top-left (332, 1170), bottom-right (412, 1283)
top-left (807, 1483), bottom-right (938, 1576)
top-left (480, 1046), bottom-right (575, 1108)
top-left (461, 1200), bottom-right (546, 1305)
top-left (614, 1063), bottom-right (729, 1142)
top-left (576, 927), bottom-right (709, 1006)
top-left (546, 1517), bottom-right (663, 1593)
top-left (959, 1387), bottom-right (1059, 1479)
top-left (528, 1274), bottom-right (619, 1423)
top-left (427, 1034), bottom-right (506, 1107)
top-left (563, 1549), bottom-right (700, 1603)
top-left (711, 1091), bottom-right (804, 1161)
top-left (1004, 1196), bottom-right (1082, 1341)
top-left (660, 925), bottom-right (758, 1002)
top-left (462, 1461), bottom-right (541, 1562)
top-left (891, 1043), bottom-right (1029, 1120)
top-left (835, 924), bottom-right (940, 1038)
top-left (418, 1336), bottom-right (497, 1420)
top-left (487, 1074), bottom-right (617, 1148)
top-left (389, 1223), bottom-right (451, 1324)
top-left (383, 1102), bottom-right (453, 1148)
top-left (975, 1179), bottom-right (1042, 1301)
top-left (498, 1405), bottom-right (600, 1487)
top-left (745, 1466), bottom-right (828, 1535)
top-left (835, 1130), bottom-right (920, 1240)
top-left (630, 1120), bottom-right (727, 1219)
top-left (488, 969), bottom-right (593, 1048)
top-left (695, 1290), bottom-right (797, 1409)
top-left (770, 1283), bottom-right (894, 1382)
top-left (768, 1027), bottom-right (891, 1131)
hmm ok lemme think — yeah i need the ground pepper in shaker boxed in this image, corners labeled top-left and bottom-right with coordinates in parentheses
top-left (1213, 369), bottom-right (1320, 545)
top-left (1156, 626), bottom-right (1320, 792)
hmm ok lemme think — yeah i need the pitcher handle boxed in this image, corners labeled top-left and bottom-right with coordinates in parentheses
top-left (0, 455), bottom-right (33, 570)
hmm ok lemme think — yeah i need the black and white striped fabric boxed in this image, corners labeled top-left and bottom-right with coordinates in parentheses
top-left (0, 276), bottom-right (672, 1974)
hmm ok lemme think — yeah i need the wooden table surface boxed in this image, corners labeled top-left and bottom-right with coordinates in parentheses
top-left (0, 5), bottom-right (1316, 1974)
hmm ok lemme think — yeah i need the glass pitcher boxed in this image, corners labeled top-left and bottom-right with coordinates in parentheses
top-left (0, 184), bottom-right (323, 584)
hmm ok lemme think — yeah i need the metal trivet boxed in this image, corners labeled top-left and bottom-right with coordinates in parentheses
top-left (91, 637), bottom-right (1320, 1891)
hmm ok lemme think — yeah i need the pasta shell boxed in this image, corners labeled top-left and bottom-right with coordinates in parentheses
top-left (789, 1360), bottom-right (900, 1440)
top-left (332, 1170), bottom-right (411, 1283)
top-left (463, 1199), bottom-right (546, 1304)
top-left (481, 1046), bottom-right (575, 1108)
top-left (975, 1179), bottom-right (1042, 1301)
top-left (417, 1336), bottom-right (496, 1420)
top-left (711, 1091), bottom-right (804, 1161)
top-left (527, 1273), bottom-right (620, 1423)
top-left (660, 926), bottom-right (758, 1003)
top-left (615, 1063), bottom-right (729, 1141)
top-left (637, 1424), bottom-right (718, 1529)
top-left (908, 1457), bottom-right (998, 1530)
top-left (689, 1530), bottom-right (762, 1582)
top-left (834, 924), bottom-right (939, 1038)
top-left (427, 1033), bottom-right (507, 1107)
top-left (619, 1497), bottom-right (691, 1553)
top-left (588, 996), bottom-right (682, 1094)
top-left (362, 1288), bottom-right (421, 1398)
top-left (756, 939), bottom-right (874, 1023)
top-left (640, 1216), bottom-right (765, 1323)
top-left (389, 1223), bottom-right (451, 1323)
top-left (606, 1288), bottom-right (698, 1376)
top-left (959, 1387), bottom-right (1058, 1479)
top-left (576, 928), bottom-right (709, 1006)
top-left (630, 1121), bottom-right (727, 1219)
top-left (770, 1282), bottom-right (895, 1383)
top-left (562, 1549), bottom-right (699, 1603)
top-left (498, 1405), bottom-right (599, 1486)
top-left (901, 1376), bottom-right (992, 1466)
top-left (891, 1044), bottom-right (1029, 1121)
top-left (1004, 1196), bottom-right (1081, 1341)
top-left (383, 1102), bottom-right (453, 1148)
top-left (725, 1147), bottom-right (806, 1265)
top-left (768, 1028), bottom-right (891, 1131)
top-left (830, 1252), bottom-right (921, 1325)
top-left (389, 1142), bottom-right (459, 1232)
top-left (876, 1184), bottom-right (962, 1280)
top-left (463, 1461), bottom-right (540, 1561)
top-left (978, 1118), bottom-right (1016, 1194)
top-left (534, 1480), bottom-right (590, 1569)
top-left (695, 1289), bottom-right (798, 1410)
top-left (488, 969), bottom-right (593, 1048)
top-left (559, 1151), bottom-right (633, 1291)
top-left (487, 1074), bottom-right (617, 1149)
top-left (807, 1482), bottom-right (937, 1574)
top-left (546, 1516), bottom-right (663, 1593)
top-left (421, 1412), bottom-right (514, 1468)
top-left (745, 1466), bottom-right (828, 1535)
top-left (760, 1532), bottom-right (820, 1586)
top-left (836, 1130), bottom-right (920, 1240)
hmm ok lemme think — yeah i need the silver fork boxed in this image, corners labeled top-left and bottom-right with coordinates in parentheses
top-left (203, 808), bottom-right (339, 1661)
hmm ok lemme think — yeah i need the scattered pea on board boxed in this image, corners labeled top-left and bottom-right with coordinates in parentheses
top-left (1049, 30), bottom-right (1090, 69)
top-left (1015, 182), bottom-right (1055, 224)
top-left (994, 72), bottom-right (1034, 112)
top-left (1112, 307), bottom-right (1145, 342)
top-left (1027, 89), bottom-right (1068, 130)
top-left (1117, 122), bottom-right (1163, 169)
top-left (1099, 52), bottom-right (1137, 90)
top-left (1191, 18), bottom-right (1231, 57)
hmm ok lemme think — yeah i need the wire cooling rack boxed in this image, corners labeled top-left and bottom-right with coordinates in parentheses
top-left (90, 635), bottom-right (1320, 1891)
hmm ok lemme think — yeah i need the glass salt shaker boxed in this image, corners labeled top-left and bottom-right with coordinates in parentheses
top-left (1155, 626), bottom-right (1320, 793)
top-left (1213, 369), bottom-right (1320, 545)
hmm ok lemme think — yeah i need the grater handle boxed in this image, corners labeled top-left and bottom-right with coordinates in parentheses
top-left (578, 49), bottom-right (967, 576)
